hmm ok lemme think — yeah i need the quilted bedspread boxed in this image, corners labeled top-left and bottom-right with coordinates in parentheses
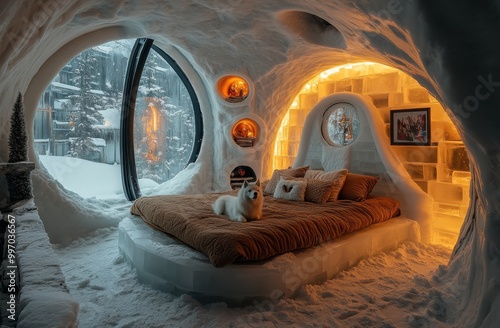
top-left (130, 192), bottom-right (400, 267)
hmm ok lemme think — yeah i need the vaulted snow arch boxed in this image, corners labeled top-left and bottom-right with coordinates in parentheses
top-left (294, 92), bottom-right (433, 242)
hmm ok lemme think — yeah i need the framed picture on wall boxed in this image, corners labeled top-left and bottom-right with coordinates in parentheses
top-left (390, 108), bottom-right (431, 146)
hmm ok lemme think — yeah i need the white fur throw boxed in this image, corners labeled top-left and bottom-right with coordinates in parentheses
top-left (273, 177), bottom-right (307, 201)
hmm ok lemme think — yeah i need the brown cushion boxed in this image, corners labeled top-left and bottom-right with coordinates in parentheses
top-left (304, 169), bottom-right (348, 201)
top-left (264, 166), bottom-right (309, 195)
top-left (338, 173), bottom-right (380, 201)
top-left (260, 179), bottom-right (269, 191)
top-left (304, 179), bottom-right (336, 204)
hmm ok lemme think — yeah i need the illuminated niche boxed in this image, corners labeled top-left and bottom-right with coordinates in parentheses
top-left (217, 75), bottom-right (249, 103)
top-left (232, 119), bottom-right (258, 147)
top-left (230, 165), bottom-right (257, 189)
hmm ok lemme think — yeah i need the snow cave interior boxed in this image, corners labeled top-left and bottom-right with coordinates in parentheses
top-left (0, 1), bottom-right (499, 327)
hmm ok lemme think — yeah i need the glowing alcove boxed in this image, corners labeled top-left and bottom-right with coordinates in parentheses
top-left (217, 75), bottom-right (250, 103)
top-left (232, 118), bottom-right (258, 147)
top-left (230, 165), bottom-right (257, 189)
top-left (273, 62), bottom-right (470, 247)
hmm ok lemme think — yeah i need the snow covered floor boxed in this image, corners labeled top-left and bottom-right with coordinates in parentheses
top-left (54, 228), bottom-right (453, 328)
top-left (37, 156), bottom-right (455, 326)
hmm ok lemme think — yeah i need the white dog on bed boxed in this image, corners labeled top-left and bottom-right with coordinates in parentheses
top-left (212, 180), bottom-right (263, 222)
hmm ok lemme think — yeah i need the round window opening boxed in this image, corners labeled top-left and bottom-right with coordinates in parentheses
top-left (322, 102), bottom-right (360, 147)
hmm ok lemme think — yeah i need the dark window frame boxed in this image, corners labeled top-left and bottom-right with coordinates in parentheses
top-left (120, 38), bottom-right (203, 201)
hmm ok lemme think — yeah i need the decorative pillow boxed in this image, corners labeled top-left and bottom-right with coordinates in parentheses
top-left (260, 179), bottom-right (269, 192)
top-left (304, 179), bottom-right (336, 204)
top-left (273, 177), bottom-right (307, 201)
top-left (338, 173), bottom-right (380, 201)
top-left (304, 169), bottom-right (348, 201)
top-left (304, 169), bottom-right (324, 179)
top-left (264, 166), bottom-right (309, 195)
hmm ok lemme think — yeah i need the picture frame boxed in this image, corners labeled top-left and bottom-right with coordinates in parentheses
top-left (390, 108), bottom-right (431, 146)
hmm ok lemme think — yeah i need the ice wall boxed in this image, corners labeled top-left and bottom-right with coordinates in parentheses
top-left (414, 2), bottom-right (500, 327)
top-left (0, 0), bottom-right (499, 326)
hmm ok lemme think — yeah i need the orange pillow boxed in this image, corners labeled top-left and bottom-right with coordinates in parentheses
top-left (338, 173), bottom-right (379, 201)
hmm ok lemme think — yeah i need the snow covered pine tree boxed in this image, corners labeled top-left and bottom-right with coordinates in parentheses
top-left (66, 50), bottom-right (104, 160)
top-left (6, 92), bottom-right (33, 203)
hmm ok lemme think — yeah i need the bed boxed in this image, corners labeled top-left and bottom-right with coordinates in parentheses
top-left (130, 191), bottom-right (401, 267)
top-left (119, 92), bottom-right (429, 303)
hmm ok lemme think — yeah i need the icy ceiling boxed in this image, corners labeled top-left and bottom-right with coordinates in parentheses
top-left (0, 0), bottom-right (443, 147)
top-left (0, 0), bottom-right (499, 326)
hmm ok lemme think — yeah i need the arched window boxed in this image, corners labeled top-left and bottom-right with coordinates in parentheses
top-left (121, 39), bottom-right (202, 200)
top-left (34, 38), bottom-right (202, 200)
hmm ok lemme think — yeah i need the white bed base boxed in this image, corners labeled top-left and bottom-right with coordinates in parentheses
top-left (118, 215), bottom-right (420, 305)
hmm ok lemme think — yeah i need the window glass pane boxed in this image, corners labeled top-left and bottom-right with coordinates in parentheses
top-left (322, 102), bottom-right (360, 147)
top-left (34, 39), bottom-right (135, 199)
top-left (133, 46), bottom-right (197, 190)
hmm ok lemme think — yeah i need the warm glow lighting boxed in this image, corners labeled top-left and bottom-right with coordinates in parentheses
top-left (232, 119), bottom-right (258, 147)
top-left (217, 75), bottom-right (249, 102)
top-left (150, 102), bottom-right (158, 131)
top-left (272, 61), bottom-right (469, 248)
top-left (141, 98), bottom-right (164, 163)
top-left (274, 61), bottom-right (404, 170)
top-left (319, 61), bottom-right (385, 80)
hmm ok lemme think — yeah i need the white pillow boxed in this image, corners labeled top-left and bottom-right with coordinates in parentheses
top-left (273, 177), bottom-right (307, 201)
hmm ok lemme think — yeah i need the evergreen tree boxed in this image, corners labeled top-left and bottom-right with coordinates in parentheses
top-left (101, 51), bottom-right (123, 123)
top-left (67, 50), bottom-right (104, 160)
top-left (6, 92), bottom-right (33, 202)
top-left (8, 93), bottom-right (28, 163)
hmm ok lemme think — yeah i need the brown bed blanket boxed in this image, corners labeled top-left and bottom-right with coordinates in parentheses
top-left (130, 192), bottom-right (400, 267)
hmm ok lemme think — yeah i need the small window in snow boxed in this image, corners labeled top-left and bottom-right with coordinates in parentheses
top-left (322, 103), bottom-right (360, 147)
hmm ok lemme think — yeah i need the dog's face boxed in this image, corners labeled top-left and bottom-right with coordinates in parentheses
top-left (242, 179), bottom-right (261, 200)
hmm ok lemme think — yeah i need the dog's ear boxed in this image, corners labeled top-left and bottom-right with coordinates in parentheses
top-left (255, 179), bottom-right (260, 187)
top-left (243, 180), bottom-right (249, 188)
